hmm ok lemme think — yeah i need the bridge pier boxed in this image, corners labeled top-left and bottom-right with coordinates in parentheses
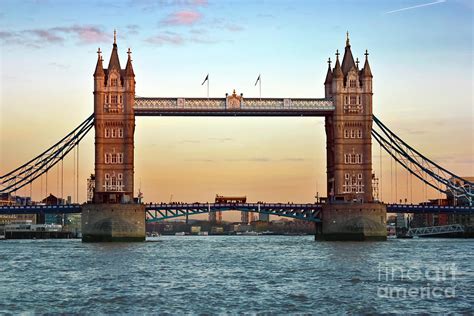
top-left (81, 204), bottom-right (146, 242)
top-left (316, 203), bottom-right (387, 241)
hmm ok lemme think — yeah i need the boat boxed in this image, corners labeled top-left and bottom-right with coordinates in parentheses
top-left (175, 232), bottom-right (186, 236)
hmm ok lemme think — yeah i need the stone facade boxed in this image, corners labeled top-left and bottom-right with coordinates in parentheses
top-left (82, 203), bottom-right (145, 242)
top-left (316, 203), bottom-right (387, 241)
top-left (93, 32), bottom-right (136, 204)
top-left (325, 34), bottom-right (374, 203)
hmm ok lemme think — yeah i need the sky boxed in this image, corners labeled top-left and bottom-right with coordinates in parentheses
top-left (0, 0), bottom-right (473, 220)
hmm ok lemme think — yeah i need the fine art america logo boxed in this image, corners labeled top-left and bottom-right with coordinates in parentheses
top-left (377, 263), bottom-right (457, 299)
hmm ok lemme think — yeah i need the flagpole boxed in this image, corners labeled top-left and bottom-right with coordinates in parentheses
top-left (259, 74), bottom-right (261, 100)
top-left (207, 76), bottom-right (209, 100)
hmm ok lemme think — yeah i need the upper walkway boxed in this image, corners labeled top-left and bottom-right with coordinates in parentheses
top-left (134, 97), bottom-right (334, 116)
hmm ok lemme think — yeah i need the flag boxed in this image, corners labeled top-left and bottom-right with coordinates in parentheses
top-left (201, 74), bottom-right (209, 85)
top-left (254, 74), bottom-right (260, 86)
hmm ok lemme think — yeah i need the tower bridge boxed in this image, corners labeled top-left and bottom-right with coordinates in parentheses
top-left (1, 32), bottom-right (472, 242)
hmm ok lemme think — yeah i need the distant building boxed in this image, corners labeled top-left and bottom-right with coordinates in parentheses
top-left (259, 213), bottom-right (270, 222)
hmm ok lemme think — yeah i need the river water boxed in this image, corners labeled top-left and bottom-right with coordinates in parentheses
top-left (0, 236), bottom-right (473, 314)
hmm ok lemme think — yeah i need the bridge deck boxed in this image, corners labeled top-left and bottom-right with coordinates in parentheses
top-left (0, 203), bottom-right (472, 216)
top-left (134, 97), bottom-right (335, 116)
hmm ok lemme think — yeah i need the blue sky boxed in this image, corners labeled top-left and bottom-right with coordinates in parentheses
top-left (0, 0), bottom-right (472, 206)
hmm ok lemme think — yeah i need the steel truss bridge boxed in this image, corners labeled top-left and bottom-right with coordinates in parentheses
top-left (407, 224), bottom-right (465, 237)
top-left (1, 98), bottom-right (473, 213)
top-left (1, 203), bottom-right (472, 222)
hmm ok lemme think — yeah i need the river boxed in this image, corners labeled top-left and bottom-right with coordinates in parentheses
top-left (0, 236), bottom-right (472, 314)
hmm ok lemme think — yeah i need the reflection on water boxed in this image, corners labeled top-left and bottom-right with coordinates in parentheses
top-left (0, 237), bottom-right (472, 314)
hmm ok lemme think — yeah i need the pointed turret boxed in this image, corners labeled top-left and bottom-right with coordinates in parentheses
top-left (108, 29), bottom-right (121, 71)
top-left (125, 48), bottom-right (135, 77)
top-left (341, 32), bottom-right (356, 75)
top-left (333, 50), bottom-right (343, 79)
top-left (362, 50), bottom-right (373, 78)
top-left (324, 58), bottom-right (333, 85)
top-left (94, 48), bottom-right (105, 77)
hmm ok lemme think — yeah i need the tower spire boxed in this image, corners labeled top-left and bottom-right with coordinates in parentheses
top-left (333, 50), bottom-right (343, 78)
top-left (324, 57), bottom-right (333, 85)
top-left (125, 47), bottom-right (135, 77)
top-left (341, 32), bottom-right (356, 75)
top-left (362, 49), bottom-right (373, 78)
top-left (108, 31), bottom-right (121, 71)
top-left (94, 47), bottom-right (105, 77)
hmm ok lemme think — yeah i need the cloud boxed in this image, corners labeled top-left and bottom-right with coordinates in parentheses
top-left (27, 29), bottom-right (64, 43)
top-left (146, 32), bottom-right (185, 45)
top-left (161, 10), bottom-right (202, 26)
top-left (385, 0), bottom-right (446, 14)
top-left (146, 30), bottom-right (224, 46)
top-left (0, 25), bottom-right (108, 48)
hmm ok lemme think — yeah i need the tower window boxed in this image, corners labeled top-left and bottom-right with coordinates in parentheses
top-left (105, 128), bottom-right (110, 138)
top-left (345, 173), bottom-right (350, 180)
top-left (118, 128), bottom-right (123, 138)
top-left (350, 80), bottom-right (356, 88)
top-left (358, 173), bottom-right (363, 180)
top-left (104, 153), bottom-right (110, 164)
top-left (344, 154), bottom-right (350, 164)
top-left (357, 129), bottom-right (363, 138)
top-left (350, 130), bottom-right (355, 138)
top-left (111, 78), bottom-right (118, 87)
top-left (111, 129), bottom-right (116, 138)
top-left (111, 95), bottom-right (118, 104)
top-left (117, 153), bottom-right (123, 164)
top-left (350, 96), bottom-right (357, 105)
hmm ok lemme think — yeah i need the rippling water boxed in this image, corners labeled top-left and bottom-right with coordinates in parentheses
top-left (0, 236), bottom-right (473, 314)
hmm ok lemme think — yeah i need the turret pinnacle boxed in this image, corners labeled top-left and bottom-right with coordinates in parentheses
top-left (341, 32), bottom-right (356, 75)
top-left (108, 30), bottom-right (121, 71)
top-left (125, 48), bottom-right (135, 77)
top-left (324, 57), bottom-right (333, 85)
top-left (333, 50), bottom-right (343, 79)
top-left (362, 49), bottom-right (373, 78)
top-left (94, 48), bottom-right (105, 77)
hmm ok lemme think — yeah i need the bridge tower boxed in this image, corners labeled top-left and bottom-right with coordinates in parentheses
top-left (82, 31), bottom-right (145, 242)
top-left (325, 33), bottom-right (373, 203)
top-left (319, 34), bottom-right (386, 240)
top-left (93, 31), bottom-right (135, 203)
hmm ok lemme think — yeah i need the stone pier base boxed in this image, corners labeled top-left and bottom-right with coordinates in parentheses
top-left (82, 204), bottom-right (146, 242)
top-left (316, 203), bottom-right (387, 241)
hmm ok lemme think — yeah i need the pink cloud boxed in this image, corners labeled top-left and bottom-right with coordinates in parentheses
top-left (162, 10), bottom-right (202, 25)
top-left (0, 25), bottom-right (109, 48)
top-left (75, 26), bottom-right (108, 43)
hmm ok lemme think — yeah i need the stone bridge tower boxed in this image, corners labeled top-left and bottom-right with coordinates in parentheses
top-left (325, 33), bottom-right (373, 203)
top-left (83, 32), bottom-right (145, 242)
top-left (319, 34), bottom-right (386, 241)
top-left (93, 31), bottom-right (136, 204)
